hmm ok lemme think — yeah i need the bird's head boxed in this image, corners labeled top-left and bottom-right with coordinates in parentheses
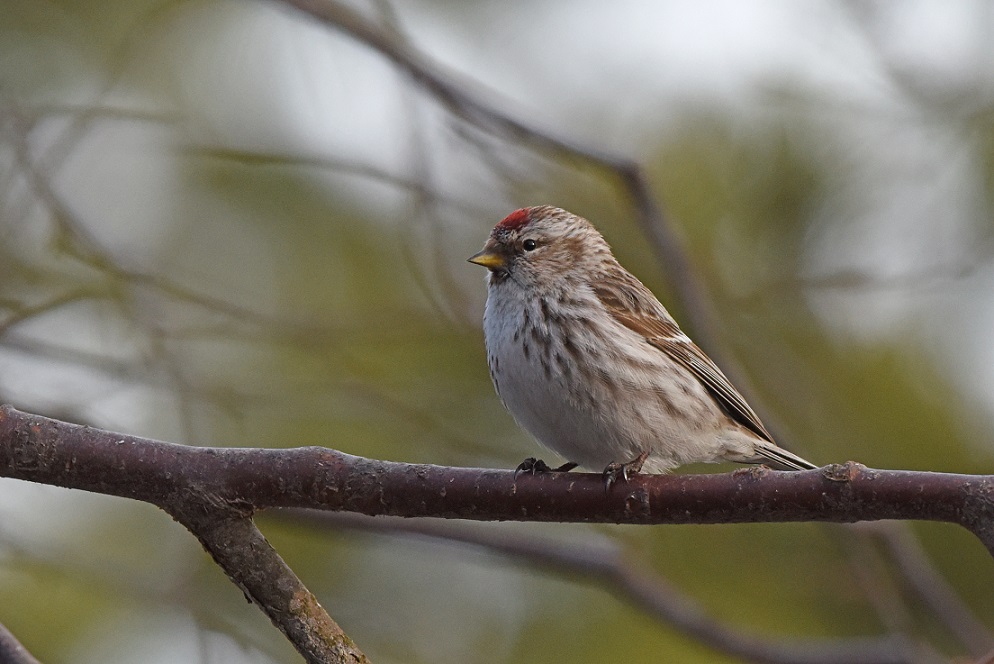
top-left (468, 206), bottom-right (612, 289)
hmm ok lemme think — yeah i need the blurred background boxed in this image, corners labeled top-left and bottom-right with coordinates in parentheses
top-left (3, 0), bottom-right (994, 662)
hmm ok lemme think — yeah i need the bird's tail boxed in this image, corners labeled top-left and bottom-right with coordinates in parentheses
top-left (753, 442), bottom-right (818, 471)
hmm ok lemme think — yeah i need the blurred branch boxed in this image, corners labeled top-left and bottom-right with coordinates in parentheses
top-left (286, 511), bottom-right (913, 664)
top-left (272, 0), bottom-right (721, 350)
top-left (5, 106), bottom-right (289, 331)
top-left (841, 532), bottom-right (945, 664)
top-left (190, 146), bottom-right (484, 216)
top-left (0, 289), bottom-right (99, 337)
top-left (0, 622), bottom-right (41, 664)
top-left (868, 522), bottom-right (994, 656)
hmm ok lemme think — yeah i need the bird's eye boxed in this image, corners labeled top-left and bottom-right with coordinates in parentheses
top-left (522, 239), bottom-right (537, 251)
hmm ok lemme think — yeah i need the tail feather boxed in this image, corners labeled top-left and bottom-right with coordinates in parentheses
top-left (754, 443), bottom-right (818, 471)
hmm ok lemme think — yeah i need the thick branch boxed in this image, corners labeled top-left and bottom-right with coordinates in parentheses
top-left (0, 622), bottom-right (41, 664)
top-left (0, 406), bottom-right (369, 664)
top-left (2, 405), bottom-right (993, 556)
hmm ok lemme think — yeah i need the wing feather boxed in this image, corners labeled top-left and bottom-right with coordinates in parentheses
top-left (645, 336), bottom-right (774, 442)
top-left (592, 278), bottom-right (774, 443)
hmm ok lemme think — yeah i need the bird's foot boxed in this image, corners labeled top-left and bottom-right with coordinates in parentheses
top-left (602, 450), bottom-right (650, 491)
top-left (514, 457), bottom-right (578, 479)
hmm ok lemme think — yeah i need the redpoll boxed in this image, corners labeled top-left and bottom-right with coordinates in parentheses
top-left (468, 206), bottom-right (816, 483)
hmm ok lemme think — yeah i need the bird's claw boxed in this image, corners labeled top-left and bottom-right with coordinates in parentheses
top-left (514, 457), bottom-right (549, 478)
top-left (602, 450), bottom-right (650, 492)
top-left (514, 458), bottom-right (578, 479)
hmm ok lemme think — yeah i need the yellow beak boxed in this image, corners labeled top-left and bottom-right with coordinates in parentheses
top-left (467, 249), bottom-right (506, 270)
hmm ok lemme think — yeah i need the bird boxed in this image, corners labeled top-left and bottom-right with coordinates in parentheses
top-left (467, 205), bottom-right (816, 485)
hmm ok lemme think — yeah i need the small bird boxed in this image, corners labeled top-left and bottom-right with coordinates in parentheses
top-left (468, 206), bottom-right (816, 484)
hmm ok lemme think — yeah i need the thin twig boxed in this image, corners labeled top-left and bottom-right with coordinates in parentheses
top-left (840, 531), bottom-right (944, 664)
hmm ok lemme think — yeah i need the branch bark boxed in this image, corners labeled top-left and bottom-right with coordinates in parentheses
top-left (3, 404), bottom-right (994, 663)
top-left (2, 404), bottom-right (993, 551)
top-left (173, 510), bottom-right (367, 664)
top-left (0, 405), bottom-right (369, 664)
top-left (0, 622), bottom-right (42, 664)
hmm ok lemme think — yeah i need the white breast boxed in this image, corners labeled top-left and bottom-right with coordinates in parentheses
top-left (483, 279), bottom-right (730, 472)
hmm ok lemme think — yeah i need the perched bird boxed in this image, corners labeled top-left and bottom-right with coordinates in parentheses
top-left (468, 206), bottom-right (816, 484)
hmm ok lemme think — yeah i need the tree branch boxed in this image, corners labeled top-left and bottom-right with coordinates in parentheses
top-left (2, 405), bottom-right (992, 554)
top-left (172, 510), bottom-right (367, 664)
top-left (3, 404), bottom-right (993, 662)
top-left (0, 622), bottom-right (41, 664)
top-left (0, 404), bottom-right (369, 664)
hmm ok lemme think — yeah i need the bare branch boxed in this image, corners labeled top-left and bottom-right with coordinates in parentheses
top-left (8, 388), bottom-right (981, 663)
top-left (2, 404), bottom-right (992, 550)
top-left (0, 405), bottom-right (369, 664)
top-left (171, 509), bottom-right (368, 664)
top-left (2, 401), bottom-right (992, 663)
top-left (0, 622), bottom-right (42, 664)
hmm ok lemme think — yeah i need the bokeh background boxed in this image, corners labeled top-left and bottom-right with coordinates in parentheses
top-left (3, 1), bottom-right (994, 662)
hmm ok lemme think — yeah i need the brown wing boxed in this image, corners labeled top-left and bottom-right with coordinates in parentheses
top-left (645, 336), bottom-right (774, 443)
top-left (592, 279), bottom-right (775, 443)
